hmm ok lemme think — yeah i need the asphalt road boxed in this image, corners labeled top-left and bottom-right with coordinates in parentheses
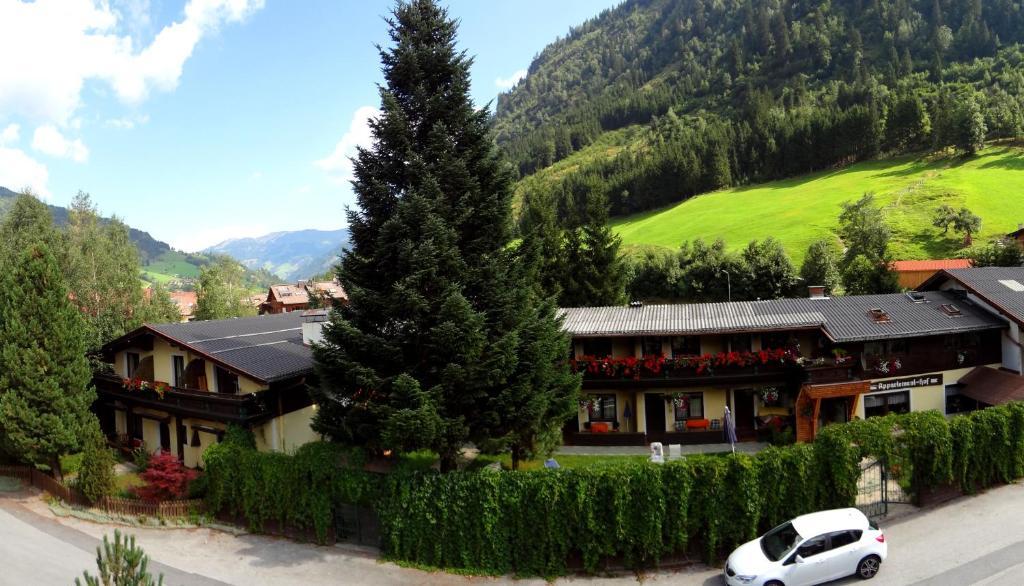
top-left (4, 481), bottom-right (1024, 585)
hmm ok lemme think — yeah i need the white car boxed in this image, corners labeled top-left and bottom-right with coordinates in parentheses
top-left (724, 508), bottom-right (887, 586)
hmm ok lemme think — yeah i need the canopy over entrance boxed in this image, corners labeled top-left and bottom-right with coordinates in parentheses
top-left (958, 367), bottom-right (1024, 406)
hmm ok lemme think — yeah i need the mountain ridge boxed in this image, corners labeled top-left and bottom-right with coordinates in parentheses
top-left (204, 228), bottom-right (349, 282)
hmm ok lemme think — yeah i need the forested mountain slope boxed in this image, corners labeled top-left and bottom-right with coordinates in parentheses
top-left (496, 0), bottom-right (1024, 218)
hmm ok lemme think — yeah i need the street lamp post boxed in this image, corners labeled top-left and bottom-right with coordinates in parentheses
top-left (719, 269), bottom-right (731, 302)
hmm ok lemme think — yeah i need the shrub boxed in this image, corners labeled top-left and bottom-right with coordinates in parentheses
top-left (76, 529), bottom-right (163, 586)
top-left (134, 452), bottom-right (197, 502)
top-left (78, 429), bottom-right (116, 504)
top-left (132, 447), bottom-right (150, 472)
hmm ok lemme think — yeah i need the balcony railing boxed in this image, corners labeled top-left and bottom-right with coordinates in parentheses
top-left (93, 373), bottom-right (270, 423)
top-left (570, 348), bottom-right (799, 382)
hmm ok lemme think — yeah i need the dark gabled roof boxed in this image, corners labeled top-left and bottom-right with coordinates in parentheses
top-left (559, 291), bottom-right (1005, 343)
top-left (559, 300), bottom-right (825, 337)
top-left (812, 291), bottom-right (1002, 342)
top-left (110, 312), bottom-right (313, 384)
top-left (919, 267), bottom-right (1024, 326)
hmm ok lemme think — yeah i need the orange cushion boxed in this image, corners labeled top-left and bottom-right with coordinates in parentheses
top-left (685, 419), bottom-right (710, 430)
top-left (591, 422), bottom-right (610, 433)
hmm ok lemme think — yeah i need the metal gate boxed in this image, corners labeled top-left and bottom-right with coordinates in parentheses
top-left (334, 503), bottom-right (381, 548)
top-left (856, 458), bottom-right (912, 519)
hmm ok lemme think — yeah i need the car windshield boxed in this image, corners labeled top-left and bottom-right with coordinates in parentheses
top-left (760, 522), bottom-right (803, 562)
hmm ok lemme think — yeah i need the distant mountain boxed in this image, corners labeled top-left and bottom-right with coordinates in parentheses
top-left (0, 185), bottom-right (169, 262)
top-left (0, 186), bottom-right (272, 290)
top-left (205, 228), bottom-right (349, 282)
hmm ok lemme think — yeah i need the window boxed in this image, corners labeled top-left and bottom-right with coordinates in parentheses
top-left (727, 334), bottom-right (751, 353)
top-left (671, 336), bottom-right (701, 356)
top-left (864, 340), bottom-right (908, 356)
top-left (641, 337), bottom-right (663, 357)
top-left (215, 366), bottom-right (239, 395)
top-left (674, 392), bottom-right (704, 420)
top-left (586, 394), bottom-right (617, 422)
top-left (172, 356), bottom-right (185, 388)
top-left (945, 384), bottom-right (979, 414)
top-left (126, 352), bottom-right (140, 378)
top-left (761, 522), bottom-right (803, 562)
top-left (828, 530), bottom-right (862, 549)
top-left (795, 535), bottom-right (828, 559)
top-left (945, 332), bottom-right (981, 350)
top-left (865, 391), bottom-right (910, 418)
top-left (761, 332), bottom-right (792, 350)
top-left (581, 338), bottom-right (613, 358)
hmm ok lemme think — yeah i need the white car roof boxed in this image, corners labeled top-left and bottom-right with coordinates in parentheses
top-left (791, 508), bottom-right (869, 538)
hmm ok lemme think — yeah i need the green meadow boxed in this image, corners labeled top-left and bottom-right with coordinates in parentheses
top-left (612, 146), bottom-right (1024, 265)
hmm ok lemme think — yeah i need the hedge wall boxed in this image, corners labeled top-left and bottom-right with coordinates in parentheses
top-left (204, 403), bottom-right (1024, 576)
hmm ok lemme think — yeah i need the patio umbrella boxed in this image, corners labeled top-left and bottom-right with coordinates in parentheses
top-left (724, 406), bottom-right (738, 454)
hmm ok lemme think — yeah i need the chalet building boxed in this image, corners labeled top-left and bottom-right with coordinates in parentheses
top-left (890, 259), bottom-right (972, 290)
top-left (260, 280), bottom-right (347, 315)
top-left (94, 312), bottom-right (323, 467)
top-left (561, 287), bottom-right (1006, 446)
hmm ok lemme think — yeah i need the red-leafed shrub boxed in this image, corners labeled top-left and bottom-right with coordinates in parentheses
top-left (134, 451), bottom-right (197, 502)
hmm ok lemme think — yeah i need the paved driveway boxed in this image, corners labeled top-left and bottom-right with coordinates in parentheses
top-left (5, 481), bottom-right (1024, 585)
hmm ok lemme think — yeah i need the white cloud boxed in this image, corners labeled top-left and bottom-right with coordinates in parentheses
top-left (495, 69), bottom-right (527, 90)
top-left (315, 105), bottom-right (380, 183)
top-left (0, 147), bottom-right (50, 198)
top-left (105, 113), bottom-right (149, 129)
top-left (0, 123), bottom-right (19, 145)
top-left (0, 0), bottom-right (265, 126)
top-left (32, 125), bottom-right (90, 162)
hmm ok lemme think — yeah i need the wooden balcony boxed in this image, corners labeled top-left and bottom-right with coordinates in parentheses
top-left (93, 373), bottom-right (272, 424)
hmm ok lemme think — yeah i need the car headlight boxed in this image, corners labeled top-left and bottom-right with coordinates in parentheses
top-left (735, 576), bottom-right (757, 584)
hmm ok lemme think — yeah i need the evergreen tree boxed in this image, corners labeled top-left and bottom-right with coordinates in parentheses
top-left (76, 530), bottom-right (164, 586)
top-left (517, 189), bottom-right (564, 299)
top-left (312, 0), bottom-right (577, 472)
top-left (78, 421), bottom-right (116, 504)
top-left (800, 239), bottom-right (843, 295)
top-left (677, 238), bottom-right (748, 302)
top-left (559, 192), bottom-right (627, 306)
top-left (0, 243), bottom-right (95, 480)
top-left (0, 191), bottom-right (60, 266)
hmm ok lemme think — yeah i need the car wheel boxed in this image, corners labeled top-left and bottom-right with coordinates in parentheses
top-left (764, 581), bottom-right (784, 586)
top-left (857, 555), bottom-right (882, 579)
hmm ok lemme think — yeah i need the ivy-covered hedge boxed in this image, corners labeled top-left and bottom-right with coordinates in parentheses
top-left (203, 403), bottom-right (1024, 576)
top-left (204, 439), bottom-right (381, 543)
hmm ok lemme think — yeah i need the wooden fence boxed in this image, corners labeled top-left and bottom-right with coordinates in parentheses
top-left (0, 464), bottom-right (203, 518)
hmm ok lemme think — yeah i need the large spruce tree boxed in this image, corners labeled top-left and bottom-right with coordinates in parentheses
top-left (312, 0), bottom-right (577, 471)
top-left (0, 242), bottom-right (95, 480)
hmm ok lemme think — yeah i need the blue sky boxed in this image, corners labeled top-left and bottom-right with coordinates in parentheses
top-left (0, 0), bottom-right (619, 251)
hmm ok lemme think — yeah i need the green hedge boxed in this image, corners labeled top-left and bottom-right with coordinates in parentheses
top-left (204, 439), bottom-right (380, 543)
top-left (203, 404), bottom-right (1024, 576)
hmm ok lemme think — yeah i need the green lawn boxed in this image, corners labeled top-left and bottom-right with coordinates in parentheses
top-left (612, 145), bottom-right (1024, 265)
top-left (142, 250), bottom-right (202, 280)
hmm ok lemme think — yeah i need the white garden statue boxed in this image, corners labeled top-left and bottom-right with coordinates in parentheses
top-left (649, 441), bottom-right (664, 464)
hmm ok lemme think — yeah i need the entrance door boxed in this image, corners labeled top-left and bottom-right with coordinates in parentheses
top-left (159, 421), bottom-right (171, 453)
top-left (176, 422), bottom-right (187, 461)
top-left (818, 397), bottom-right (850, 430)
top-left (733, 389), bottom-right (756, 434)
top-left (645, 394), bottom-right (666, 439)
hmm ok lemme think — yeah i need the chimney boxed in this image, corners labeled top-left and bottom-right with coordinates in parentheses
top-left (301, 309), bottom-right (330, 346)
top-left (807, 285), bottom-right (827, 299)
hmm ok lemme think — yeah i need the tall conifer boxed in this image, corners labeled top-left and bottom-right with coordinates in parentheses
top-left (313, 0), bottom-right (577, 471)
top-left (0, 243), bottom-right (95, 479)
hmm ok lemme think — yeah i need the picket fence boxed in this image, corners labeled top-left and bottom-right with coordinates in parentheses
top-left (0, 464), bottom-right (203, 518)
